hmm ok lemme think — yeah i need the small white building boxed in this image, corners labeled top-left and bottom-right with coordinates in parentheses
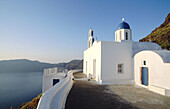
top-left (83, 18), bottom-right (170, 96)
top-left (43, 67), bottom-right (67, 93)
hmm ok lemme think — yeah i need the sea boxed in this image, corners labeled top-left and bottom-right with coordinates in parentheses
top-left (0, 72), bottom-right (43, 109)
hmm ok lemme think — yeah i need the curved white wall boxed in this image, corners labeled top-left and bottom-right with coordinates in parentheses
top-left (38, 69), bottom-right (83, 109)
top-left (134, 50), bottom-right (170, 95)
top-left (38, 71), bottom-right (72, 109)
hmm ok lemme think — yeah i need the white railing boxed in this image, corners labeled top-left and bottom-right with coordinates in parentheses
top-left (44, 67), bottom-right (58, 75)
top-left (44, 67), bottom-right (68, 76)
top-left (37, 69), bottom-right (83, 109)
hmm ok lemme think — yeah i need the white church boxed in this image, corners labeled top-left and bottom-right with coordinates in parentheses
top-left (83, 18), bottom-right (170, 96)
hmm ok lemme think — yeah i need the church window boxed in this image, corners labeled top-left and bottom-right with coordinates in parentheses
top-left (126, 32), bottom-right (128, 40)
top-left (143, 61), bottom-right (146, 65)
top-left (53, 79), bottom-right (60, 86)
top-left (91, 31), bottom-right (93, 36)
top-left (118, 64), bottom-right (123, 73)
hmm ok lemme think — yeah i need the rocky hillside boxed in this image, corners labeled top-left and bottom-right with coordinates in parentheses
top-left (65, 60), bottom-right (83, 70)
top-left (139, 13), bottom-right (170, 50)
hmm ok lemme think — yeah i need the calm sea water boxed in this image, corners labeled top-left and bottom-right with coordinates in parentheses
top-left (0, 72), bottom-right (43, 109)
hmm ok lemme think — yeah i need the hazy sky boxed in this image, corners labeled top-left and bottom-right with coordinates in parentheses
top-left (0, 0), bottom-right (170, 63)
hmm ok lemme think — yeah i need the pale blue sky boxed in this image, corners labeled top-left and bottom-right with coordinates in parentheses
top-left (0, 0), bottom-right (170, 63)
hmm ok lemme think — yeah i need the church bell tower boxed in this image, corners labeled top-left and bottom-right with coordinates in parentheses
top-left (88, 29), bottom-right (94, 48)
top-left (115, 18), bottom-right (132, 42)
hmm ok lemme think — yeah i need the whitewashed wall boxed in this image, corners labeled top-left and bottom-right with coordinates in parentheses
top-left (115, 29), bottom-right (132, 42)
top-left (84, 41), bottom-right (134, 84)
top-left (100, 41), bottom-right (134, 84)
top-left (134, 51), bottom-right (170, 96)
top-left (37, 70), bottom-right (74, 109)
top-left (83, 41), bottom-right (102, 83)
top-left (43, 67), bottom-right (66, 93)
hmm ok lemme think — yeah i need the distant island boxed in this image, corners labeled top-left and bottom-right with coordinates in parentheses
top-left (139, 13), bottom-right (170, 50)
top-left (0, 59), bottom-right (83, 73)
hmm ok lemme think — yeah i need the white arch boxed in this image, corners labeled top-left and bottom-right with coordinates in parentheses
top-left (133, 50), bottom-right (170, 95)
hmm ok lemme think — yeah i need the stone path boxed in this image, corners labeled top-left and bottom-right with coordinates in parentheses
top-left (65, 72), bottom-right (137, 109)
top-left (107, 85), bottom-right (170, 109)
top-left (65, 72), bottom-right (170, 109)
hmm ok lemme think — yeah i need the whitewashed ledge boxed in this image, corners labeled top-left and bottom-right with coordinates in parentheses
top-left (37, 69), bottom-right (83, 109)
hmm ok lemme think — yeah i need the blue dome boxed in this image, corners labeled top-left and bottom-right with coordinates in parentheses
top-left (117, 21), bottom-right (130, 29)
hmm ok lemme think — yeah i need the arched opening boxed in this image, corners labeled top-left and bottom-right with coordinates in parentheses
top-left (91, 31), bottom-right (93, 36)
top-left (126, 32), bottom-right (128, 40)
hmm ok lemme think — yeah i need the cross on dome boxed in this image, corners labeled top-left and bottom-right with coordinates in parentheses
top-left (122, 18), bottom-right (124, 21)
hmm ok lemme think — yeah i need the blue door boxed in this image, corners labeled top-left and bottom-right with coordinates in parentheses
top-left (142, 67), bottom-right (148, 86)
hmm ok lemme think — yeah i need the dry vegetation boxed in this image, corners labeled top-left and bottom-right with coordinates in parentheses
top-left (139, 13), bottom-right (170, 50)
top-left (10, 93), bottom-right (42, 109)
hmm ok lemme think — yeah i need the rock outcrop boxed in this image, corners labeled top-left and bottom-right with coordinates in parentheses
top-left (139, 13), bottom-right (170, 50)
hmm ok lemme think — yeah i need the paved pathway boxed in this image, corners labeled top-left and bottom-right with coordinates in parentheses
top-left (107, 85), bottom-right (170, 109)
top-left (65, 72), bottom-right (137, 109)
top-left (65, 72), bottom-right (170, 109)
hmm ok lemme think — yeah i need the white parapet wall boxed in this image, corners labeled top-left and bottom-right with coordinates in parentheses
top-left (149, 85), bottom-right (170, 96)
top-left (37, 69), bottom-right (83, 109)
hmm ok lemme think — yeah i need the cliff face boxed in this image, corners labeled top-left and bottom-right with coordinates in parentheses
top-left (139, 13), bottom-right (170, 50)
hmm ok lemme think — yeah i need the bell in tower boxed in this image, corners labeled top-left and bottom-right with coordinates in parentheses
top-left (88, 29), bottom-right (95, 48)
